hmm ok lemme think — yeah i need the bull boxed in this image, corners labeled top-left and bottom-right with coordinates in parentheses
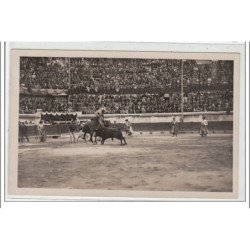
top-left (80, 119), bottom-right (111, 143)
top-left (94, 127), bottom-right (127, 146)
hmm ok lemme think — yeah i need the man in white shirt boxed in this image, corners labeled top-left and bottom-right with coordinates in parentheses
top-left (124, 119), bottom-right (133, 136)
top-left (37, 120), bottom-right (46, 142)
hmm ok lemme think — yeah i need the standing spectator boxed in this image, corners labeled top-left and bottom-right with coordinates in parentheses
top-left (37, 120), bottom-right (46, 142)
top-left (77, 121), bottom-right (86, 142)
top-left (200, 116), bottom-right (208, 137)
top-left (20, 122), bottom-right (30, 143)
top-left (112, 120), bottom-right (117, 129)
top-left (69, 120), bottom-right (76, 143)
top-left (170, 116), bottom-right (178, 137)
top-left (124, 119), bottom-right (133, 136)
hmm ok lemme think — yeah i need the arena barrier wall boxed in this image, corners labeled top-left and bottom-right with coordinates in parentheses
top-left (20, 111), bottom-right (233, 124)
top-left (78, 111), bottom-right (233, 124)
top-left (19, 111), bottom-right (233, 137)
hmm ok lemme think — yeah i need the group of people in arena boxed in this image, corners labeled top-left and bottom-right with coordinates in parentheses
top-left (70, 108), bottom-right (134, 143)
top-left (19, 109), bottom-right (209, 144)
top-left (169, 115), bottom-right (209, 137)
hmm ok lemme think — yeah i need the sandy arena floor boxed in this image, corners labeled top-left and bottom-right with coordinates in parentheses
top-left (18, 133), bottom-right (233, 192)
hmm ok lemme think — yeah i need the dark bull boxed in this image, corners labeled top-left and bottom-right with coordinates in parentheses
top-left (81, 118), bottom-right (111, 143)
top-left (94, 127), bottom-right (127, 146)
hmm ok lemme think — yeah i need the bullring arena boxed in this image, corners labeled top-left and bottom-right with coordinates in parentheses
top-left (17, 56), bottom-right (234, 194)
top-left (18, 112), bottom-right (233, 192)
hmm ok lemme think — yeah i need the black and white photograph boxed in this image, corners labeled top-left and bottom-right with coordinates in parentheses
top-left (1, 0), bottom-right (250, 249)
top-left (6, 44), bottom-right (244, 200)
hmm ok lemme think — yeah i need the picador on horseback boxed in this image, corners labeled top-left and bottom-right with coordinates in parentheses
top-left (79, 107), bottom-right (107, 143)
top-left (79, 106), bottom-right (127, 145)
top-left (94, 107), bottom-right (106, 127)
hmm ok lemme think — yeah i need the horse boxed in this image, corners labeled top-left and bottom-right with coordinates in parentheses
top-left (81, 118), bottom-right (111, 143)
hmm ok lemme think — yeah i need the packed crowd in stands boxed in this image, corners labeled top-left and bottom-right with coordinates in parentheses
top-left (19, 90), bottom-right (233, 114)
top-left (69, 59), bottom-right (233, 94)
top-left (19, 96), bottom-right (69, 114)
top-left (71, 90), bottom-right (233, 114)
top-left (41, 113), bottom-right (77, 123)
top-left (20, 57), bottom-right (233, 92)
top-left (19, 57), bottom-right (234, 114)
top-left (20, 57), bottom-right (69, 90)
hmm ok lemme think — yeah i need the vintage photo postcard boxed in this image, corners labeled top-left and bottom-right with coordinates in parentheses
top-left (6, 42), bottom-right (246, 201)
